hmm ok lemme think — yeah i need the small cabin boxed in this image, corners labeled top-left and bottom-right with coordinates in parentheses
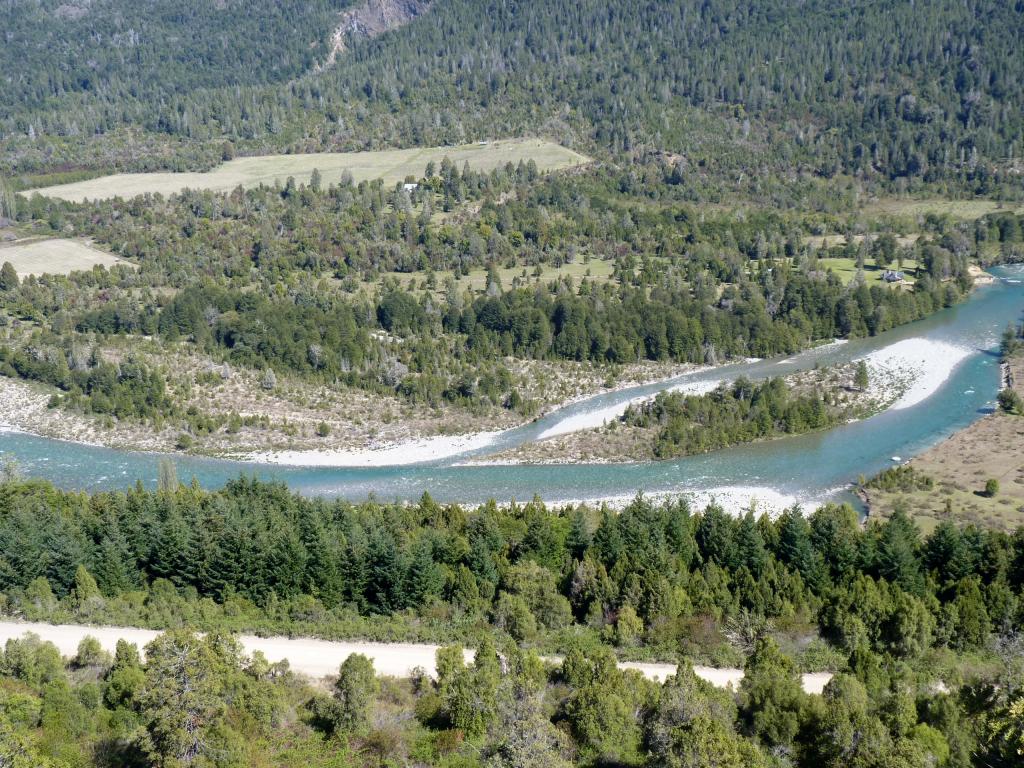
top-left (882, 269), bottom-right (905, 283)
top-left (402, 183), bottom-right (418, 192)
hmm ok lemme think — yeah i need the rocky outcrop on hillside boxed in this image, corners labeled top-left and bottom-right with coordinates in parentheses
top-left (321, 0), bottom-right (431, 69)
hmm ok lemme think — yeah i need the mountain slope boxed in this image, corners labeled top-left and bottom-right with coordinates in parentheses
top-left (2, 0), bottom-right (1022, 185)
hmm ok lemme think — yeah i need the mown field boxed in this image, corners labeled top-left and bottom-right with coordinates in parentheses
top-left (817, 256), bottom-right (921, 286)
top-left (0, 238), bottom-right (128, 277)
top-left (30, 139), bottom-right (590, 202)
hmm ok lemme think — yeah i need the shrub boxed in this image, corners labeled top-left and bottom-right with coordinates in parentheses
top-left (997, 388), bottom-right (1023, 415)
top-left (984, 478), bottom-right (999, 497)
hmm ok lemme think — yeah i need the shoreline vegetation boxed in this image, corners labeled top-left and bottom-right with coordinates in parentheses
top-left (0, 143), bottom-right (1005, 475)
top-left (0, 268), bottom-right (996, 470)
top-left (468, 335), bottom-right (975, 467)
top-left (0, 357), bottom-right (699, 463)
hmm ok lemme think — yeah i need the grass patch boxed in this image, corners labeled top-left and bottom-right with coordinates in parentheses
top-left (0, 238), bottom-right (129, 277)
top-left (861, 198), bottom-right (1024, 220)
top-left (29, 138), bottom-right (590, 202)
top-left (367, 257), bottom-right (618, 297)
top-left (817, 256), bottom-right (921, 286)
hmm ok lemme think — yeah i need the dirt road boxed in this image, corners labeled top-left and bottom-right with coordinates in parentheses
top-left (0, 621), bottom-right (832, 692)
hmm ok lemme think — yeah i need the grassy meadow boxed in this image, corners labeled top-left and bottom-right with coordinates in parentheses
top-left (861, 198), bottom-right (1024, 220)
top-left (0, 238), bottom-right (129, 277)
top-left (30, 138), bottom-right (590, 202)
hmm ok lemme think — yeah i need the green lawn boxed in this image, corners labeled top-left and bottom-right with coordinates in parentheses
top-left (817, 257), bottom-right (920, 286)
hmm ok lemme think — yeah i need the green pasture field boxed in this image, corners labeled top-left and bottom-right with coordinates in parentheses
top-left (817, 256), bottom-right (921, 285)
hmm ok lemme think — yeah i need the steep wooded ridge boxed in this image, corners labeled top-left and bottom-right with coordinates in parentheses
top-left (2, 0), bottom-right (1022, 187)
top-left (0, 0), bottom-right (349, 105)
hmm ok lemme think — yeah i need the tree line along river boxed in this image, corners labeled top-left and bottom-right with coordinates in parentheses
top-left (0, 265), bottom-right (1021, 510)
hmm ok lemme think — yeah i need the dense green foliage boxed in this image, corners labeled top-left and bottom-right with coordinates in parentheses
top-left (0, 346), bottom-right (171, 420)
top-left (0, 164), bottom-right (981, 431)
top-left (1, 477), bottom-right (1022, 665)
top-left (1, 0), bottom-right (346, 146)
top-left (0, 478), bottom-right (1022, 766)
top-left (623, 377), bottom-right (838, 458)
top-left (866, 466), bottom-right (936, 494)
top-left (3, 624), bottom-right (1019, 768)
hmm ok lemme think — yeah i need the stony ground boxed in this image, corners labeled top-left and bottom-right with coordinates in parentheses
top-left (0, 339), bottom-right (692, 460)
top-left (475, 361), bottom-right (892, 465)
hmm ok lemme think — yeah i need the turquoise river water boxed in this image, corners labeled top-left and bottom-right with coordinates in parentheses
top-left (1, 265), bottom-right (1022, 507)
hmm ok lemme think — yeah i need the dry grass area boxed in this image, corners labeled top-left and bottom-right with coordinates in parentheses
top-left (860, 198), bottom-right (1024, 221)
top-left (31, 139), bottom-right (591, 202)
top-left (803, 233), bottom-right (920, 249)
top-left (481, 421), bottom-right (655, 465)
top-left (0, 238), bottom-right (128, 277)
top-left (864, 355), bottom-right (1024, 533)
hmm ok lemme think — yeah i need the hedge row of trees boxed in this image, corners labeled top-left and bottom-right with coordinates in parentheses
top-left (2, 477), bottom-right (1022, 662)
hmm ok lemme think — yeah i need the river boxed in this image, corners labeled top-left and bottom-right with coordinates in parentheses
top-left (1, 265), bottom-right (1022, 508)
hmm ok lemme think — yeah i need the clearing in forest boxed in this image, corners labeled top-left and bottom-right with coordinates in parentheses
top-left (862, 198), bottom-right (1024, 220)
top-left (364, 258), bottom-right (618, 297)
top-left (816, 256), bottom-right (921, 286)
top-left (30, 139), bottom-right (591, 203)
top-left (0, 238), bottom-right (128, 277)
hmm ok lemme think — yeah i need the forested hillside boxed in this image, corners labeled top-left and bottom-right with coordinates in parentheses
top-left (1, 0), bottom-right (347, 109)
top-left (3, 0), bottom-right (1023, 188)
